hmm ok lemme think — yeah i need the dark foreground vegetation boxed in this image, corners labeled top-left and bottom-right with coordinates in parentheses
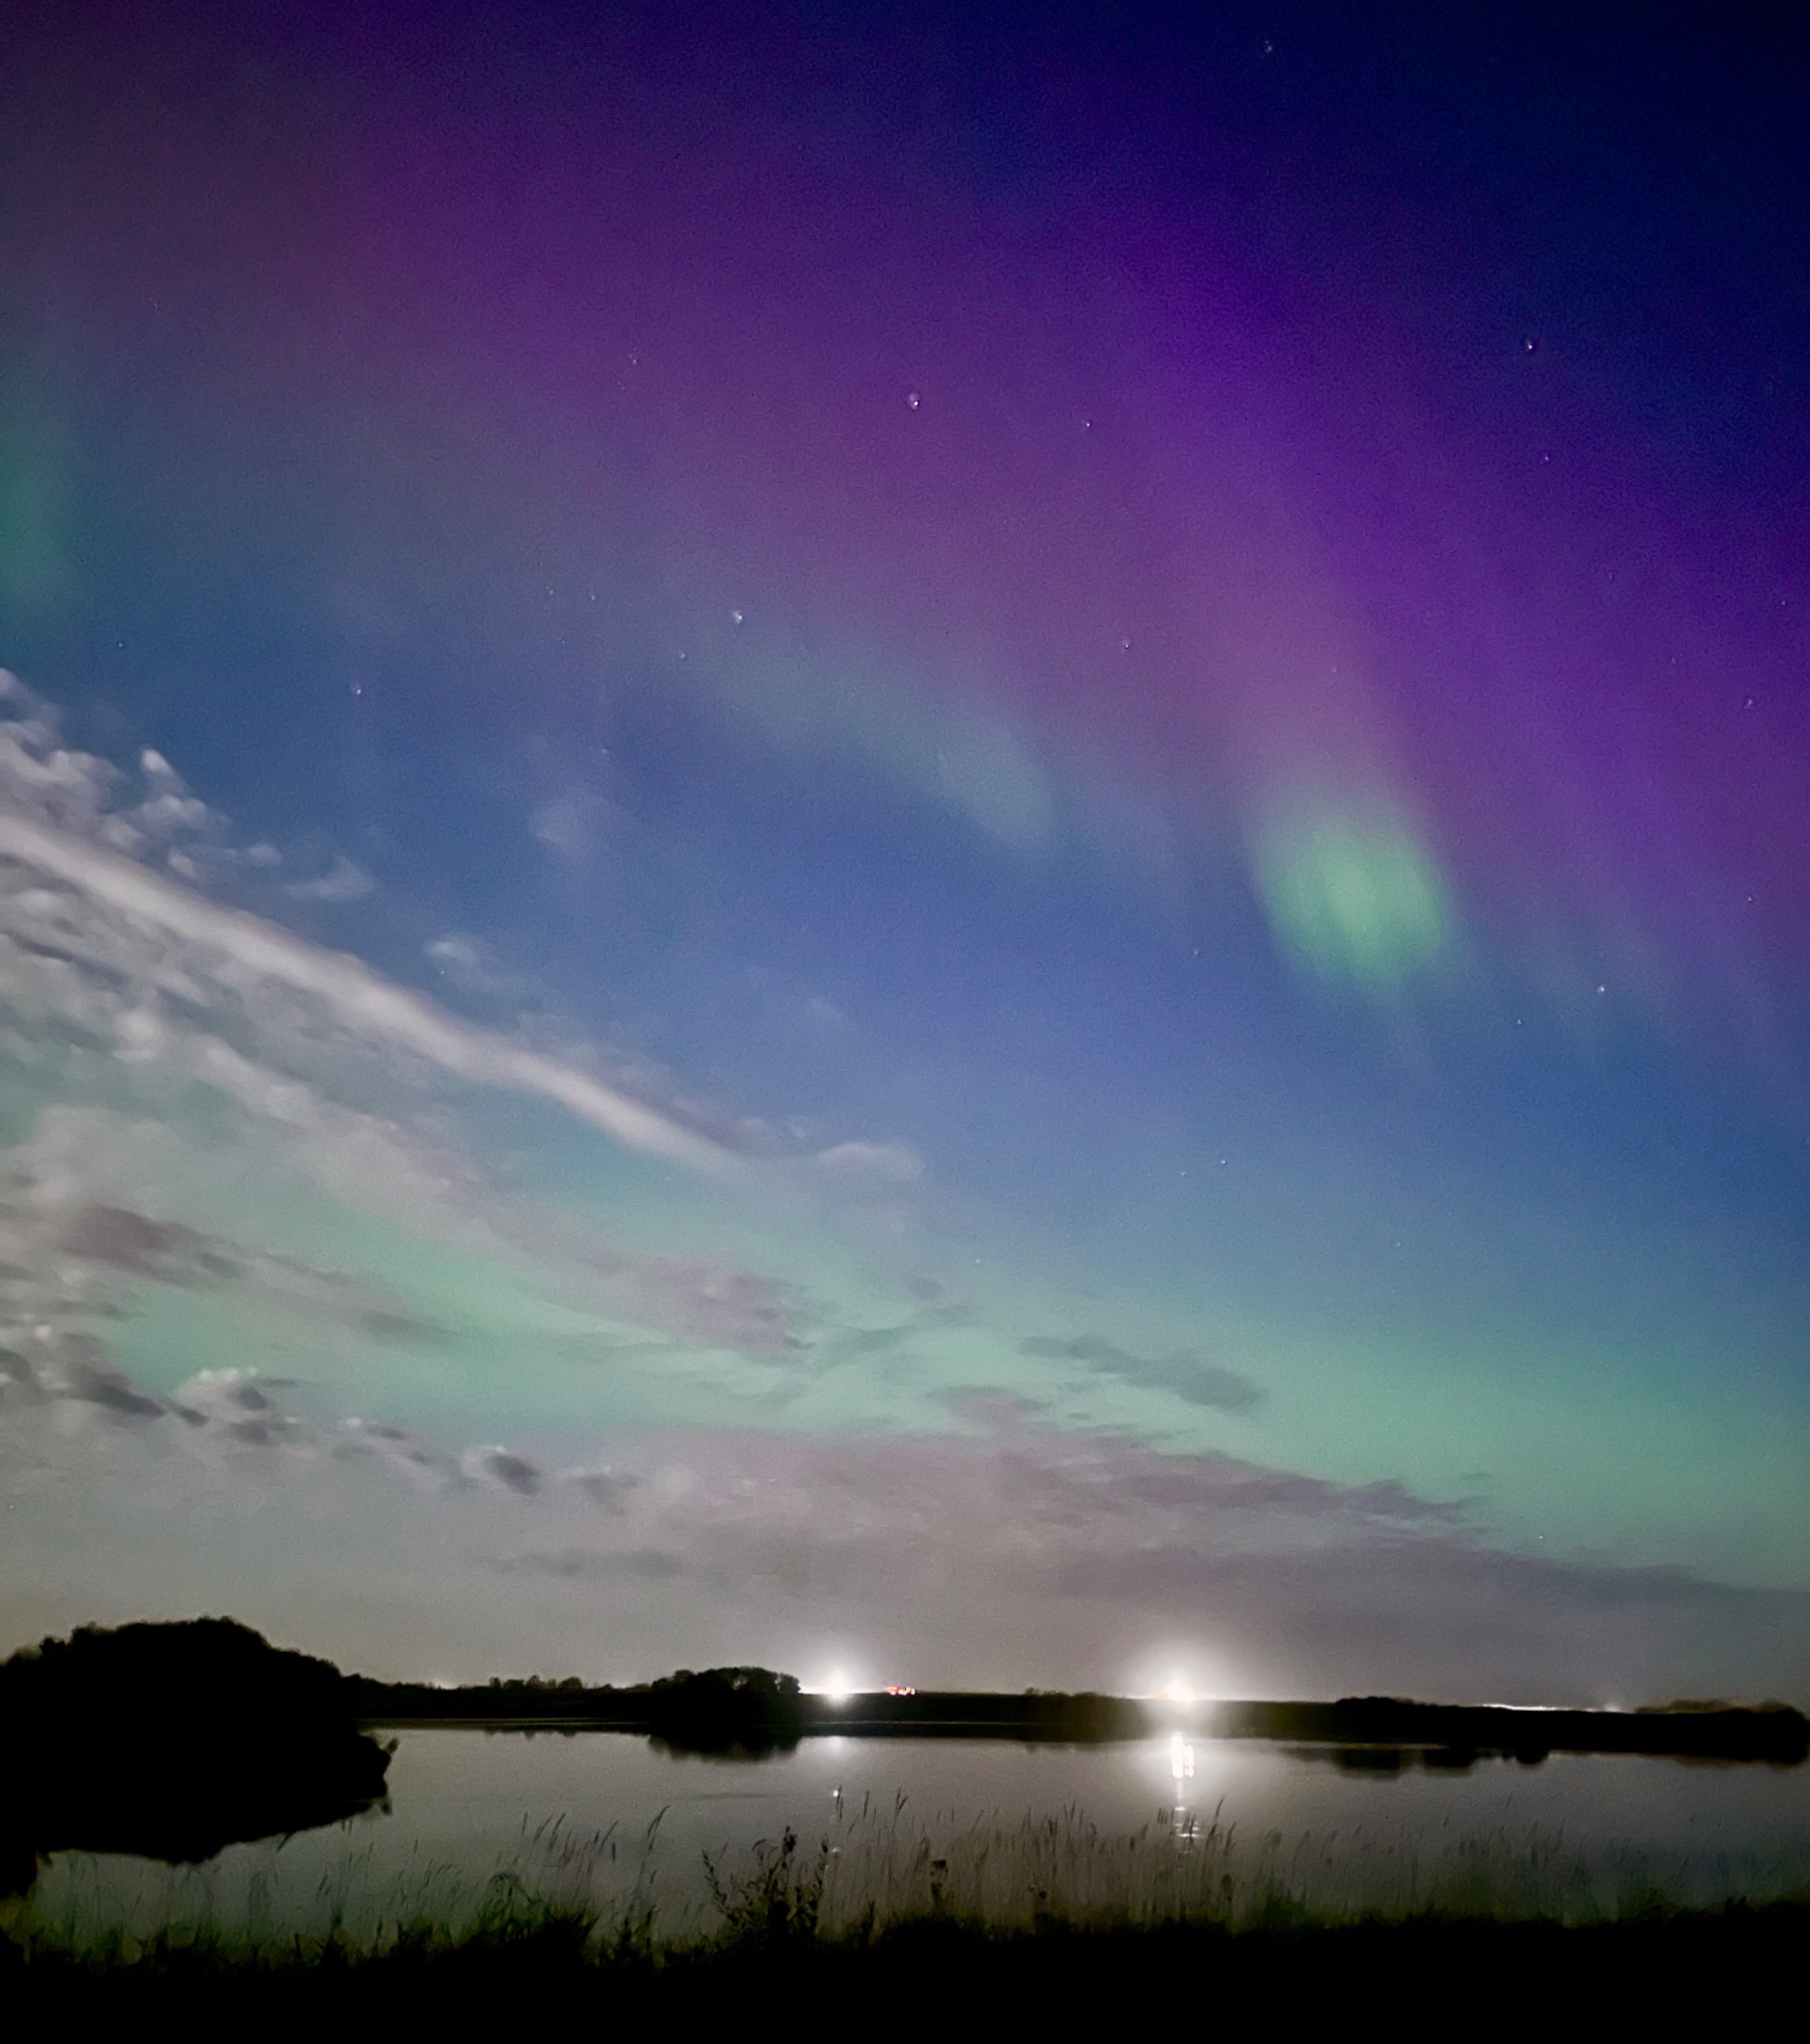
top-left (0, 1619), bottom-right (390, 1895)
top-left (4, 1901), bottom-right (1803, 2018)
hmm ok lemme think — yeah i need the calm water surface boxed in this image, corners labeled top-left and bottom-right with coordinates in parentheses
top-left (21, 1734), bottom-right (1810, 1937)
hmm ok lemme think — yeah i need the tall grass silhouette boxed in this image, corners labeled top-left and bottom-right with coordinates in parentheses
top-left (7, 1791), bottom-right (1808, 1964)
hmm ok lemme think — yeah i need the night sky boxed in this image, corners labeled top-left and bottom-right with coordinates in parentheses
top-left (1, 1), bottom-right (1806, 1703)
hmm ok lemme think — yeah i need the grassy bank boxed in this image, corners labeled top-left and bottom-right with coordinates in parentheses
top-left (7, 1806), bottom-right (1808, 2013)
top-left (4, 1892), bottom-right (1805, 2016)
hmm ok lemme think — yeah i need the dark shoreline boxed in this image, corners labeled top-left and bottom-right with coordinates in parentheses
top-left (352, 1688), bottom-right (1810, 1765)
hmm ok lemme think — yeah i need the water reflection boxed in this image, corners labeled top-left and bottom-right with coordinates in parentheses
top-left (1283, 1744), bottom-right (1488, 1777)
top-left (1160, 1734), bottom-right (1200, 1844)
top-left (14, 1732), bottom-right (1810, 1934)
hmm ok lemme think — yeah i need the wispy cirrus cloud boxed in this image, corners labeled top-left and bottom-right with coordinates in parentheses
top-left (1021, 1332), bottom-right (1265, 1413)
top-left (0, 676), bottom-right (809, 1364)
top-left (0, 672), bottom-right (744, 1172)
top-left (284, 855), bottom-right (375, 903)
top-left (0, 800), bottom-right (733, 1172)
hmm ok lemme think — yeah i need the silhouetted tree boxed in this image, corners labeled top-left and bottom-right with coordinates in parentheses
top-left (0, 1617), bottom-right (390, 1892)
top-left (647, 1667), bottom-right (805, 1754)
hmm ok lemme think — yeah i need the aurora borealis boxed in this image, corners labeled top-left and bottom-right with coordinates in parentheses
top-left (0, 3), bottom-right (1806, 1701)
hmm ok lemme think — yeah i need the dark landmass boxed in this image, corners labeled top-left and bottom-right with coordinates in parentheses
top-left (0, 1618), bottom-right (392, 1894)
top-left (4, 1901), bottom-right (1804, 2020)
top-left (832, 1688), bottom-right (1810, 1763)
top-left (345, 1665), bottom-right (808, 1754)
top-left (644, 1666), bottom-right (805, 1754)
top-left (1211, 1695), bottom-right (1810, 1767)
top-left (351, 1674), bottom-right (1810, 1765)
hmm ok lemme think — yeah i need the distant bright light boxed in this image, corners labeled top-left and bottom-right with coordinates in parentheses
top-left (821, 1670), bottom-right (851, 1704)
top-left (1128, 1649), bottom-right (1230, 1704)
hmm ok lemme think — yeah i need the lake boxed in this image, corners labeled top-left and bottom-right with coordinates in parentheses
top-left (17, 1732), bottom-right (1810, 1941)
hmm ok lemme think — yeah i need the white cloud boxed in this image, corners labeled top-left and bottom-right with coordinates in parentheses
top-left (815, 1139), bottom-right (924, 1184)
top-left (286, 856), bottom-right (375, 903)
top-left (0, 805), bottom-right (733, 1171)
top-left (0, 673), bottom-right (741, 1174)
top-left (529, 793), bottom-right (604, 858)
top-left (424, 930), bottom-right (536, 1003)
top-left (0, 794), bottom-right (799, 1358)
top-left (425, 932), bottom-right (484, 971)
